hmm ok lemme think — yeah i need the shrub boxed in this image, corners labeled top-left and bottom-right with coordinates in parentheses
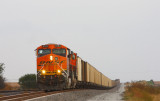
top-left (19, 74), bottom-right (37, 90)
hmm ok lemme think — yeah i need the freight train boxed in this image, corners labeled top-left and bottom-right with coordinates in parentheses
top-left (35, 44), bottom-right (120, 91)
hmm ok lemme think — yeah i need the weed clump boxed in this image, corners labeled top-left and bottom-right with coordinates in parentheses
top-left (124, 81), bottom-right (160, 101)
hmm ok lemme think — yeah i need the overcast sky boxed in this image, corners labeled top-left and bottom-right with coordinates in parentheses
top-left (0, 0), bottom-right (160, 82)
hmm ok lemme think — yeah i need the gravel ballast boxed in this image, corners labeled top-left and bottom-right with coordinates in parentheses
top-left (26, 84), bottom-right (124, 101)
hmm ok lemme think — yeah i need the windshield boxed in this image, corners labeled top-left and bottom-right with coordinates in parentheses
top-left (52, 49), bottom-right (66, 57)
top-left (38, 49), bottom-right (51, 57)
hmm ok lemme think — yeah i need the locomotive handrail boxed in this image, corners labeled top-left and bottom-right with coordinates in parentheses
top-left (37, 62), bottom-right (68, 76)
top-left (37, 63), bottom-right (45, 75)
top-left (56, 63), bottom-right (68, 76)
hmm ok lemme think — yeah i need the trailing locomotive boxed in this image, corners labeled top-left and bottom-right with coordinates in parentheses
top-left (35, 44), bottom-right (119, 91)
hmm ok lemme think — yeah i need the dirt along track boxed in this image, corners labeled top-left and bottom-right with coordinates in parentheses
top-left (26, 84), bottom-right (124, 101)
top-left (0, 89), bottom-right (82, 101)
top-left (87, 83), bottom-right (125, 101)
top-left (0, 90), bottom-right (24, 96)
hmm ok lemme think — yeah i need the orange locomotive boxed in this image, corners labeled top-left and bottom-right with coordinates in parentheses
top-left (35, 44), bottom-right (77, 90)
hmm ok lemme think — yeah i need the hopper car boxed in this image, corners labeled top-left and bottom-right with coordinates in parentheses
top-left (35, 44), bottom-right (120, 91)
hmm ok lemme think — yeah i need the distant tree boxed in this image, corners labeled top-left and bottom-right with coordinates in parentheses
top-left (0, 63), bottom-right (5, 89)
top-left (18, 74), bottom-right (37, 90)
top-left (0, 63), bottom-right (5, 75)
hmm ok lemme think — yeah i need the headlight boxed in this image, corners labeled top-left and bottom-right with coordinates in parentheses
top-left (57, 70), bottom-right (61, 73)
top-left (42, 70), bottom-right (46, 74)
top-left (50, 56), bottom-right (53, 60)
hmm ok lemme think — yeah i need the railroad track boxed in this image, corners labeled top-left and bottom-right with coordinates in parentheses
top-left (0, 89), bottom-right (82, 101)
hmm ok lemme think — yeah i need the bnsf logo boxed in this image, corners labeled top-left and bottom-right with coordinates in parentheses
top-left (39, 61), bottom-right (54, 64)
top-left (39, 60), bottom-right (65, 65)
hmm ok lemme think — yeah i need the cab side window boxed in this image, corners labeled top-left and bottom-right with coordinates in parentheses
top-left (72, 54), bottom-right (75, 60)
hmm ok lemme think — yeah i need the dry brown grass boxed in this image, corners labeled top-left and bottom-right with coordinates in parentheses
top-left (152, 94), bottom-right (160, 101)
top-left (123, 82), bottom-right (160, 101)
top-left (0, 82), bottom-right (20, 91)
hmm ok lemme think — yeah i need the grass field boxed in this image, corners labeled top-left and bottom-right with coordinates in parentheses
top-left (123, 82), bottom-right (160, 101)
top-left (0, 82), bottom-right (20, 91)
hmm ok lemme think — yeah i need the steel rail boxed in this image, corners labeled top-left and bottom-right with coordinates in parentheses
top-left (0, 89), bottom-right (82, 101)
